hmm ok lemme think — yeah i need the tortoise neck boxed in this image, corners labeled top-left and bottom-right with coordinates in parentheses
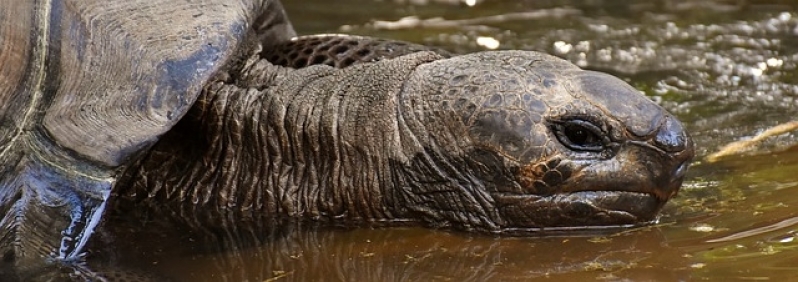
top-left (257, 70), bottom-right (406, 222)
top-left (203, 61), bottom-right (414, 222)
top-left (118, 58), bottom-right (420, 223)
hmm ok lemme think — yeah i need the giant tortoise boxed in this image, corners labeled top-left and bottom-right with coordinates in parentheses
top-left (0, 0), bottom-right (694, 279)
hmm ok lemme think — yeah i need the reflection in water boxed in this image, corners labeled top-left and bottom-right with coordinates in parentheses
top-left (85, 0), bottom-right (798, 281)
top-left (96, 218), bottom-right (691, 281)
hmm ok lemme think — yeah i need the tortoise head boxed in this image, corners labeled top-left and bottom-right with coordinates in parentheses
top-left (399, 51), bottom-right (694, 233)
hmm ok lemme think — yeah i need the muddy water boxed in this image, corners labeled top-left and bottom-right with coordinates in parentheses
top-left (98, 1), bottom-right (798, 281)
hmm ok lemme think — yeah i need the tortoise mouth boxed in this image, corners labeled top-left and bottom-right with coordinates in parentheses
top-left (491, 190), bottom-right (664, 235)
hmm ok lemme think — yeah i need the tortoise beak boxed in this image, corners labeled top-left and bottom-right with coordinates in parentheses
top-left (564, 112), bottom-right (695, 201)
top-left (493, 116), bottom-right (695, 231)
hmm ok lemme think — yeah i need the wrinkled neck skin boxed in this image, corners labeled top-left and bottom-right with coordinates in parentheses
top-left (118, 51), bottom-right (488, 229)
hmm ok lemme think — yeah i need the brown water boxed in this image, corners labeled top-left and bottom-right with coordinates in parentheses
top-left (95, 0), bottom-right (798, 281)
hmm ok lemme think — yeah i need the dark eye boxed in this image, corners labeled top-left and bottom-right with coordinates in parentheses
top-left (553, 120), bottom-right (606, 152)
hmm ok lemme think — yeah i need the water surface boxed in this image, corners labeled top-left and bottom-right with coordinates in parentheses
top-left (97, 1), bottom-right (798, 280)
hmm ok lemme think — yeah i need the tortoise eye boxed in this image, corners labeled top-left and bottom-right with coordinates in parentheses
top-left (553, 120), bottom-right (605, 152)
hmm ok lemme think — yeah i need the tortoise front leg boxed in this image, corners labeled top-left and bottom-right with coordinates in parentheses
top-left (0, 136), bottom-right (114, 280)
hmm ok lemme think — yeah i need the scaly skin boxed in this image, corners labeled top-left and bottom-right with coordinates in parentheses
top-left (114, 44), bottom-right (694, 234)
top-left (261, 34), bottom-right (453, 68)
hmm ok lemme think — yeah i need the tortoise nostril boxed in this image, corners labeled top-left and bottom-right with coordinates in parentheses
top-left (655, 115), bottom-right (688, 152)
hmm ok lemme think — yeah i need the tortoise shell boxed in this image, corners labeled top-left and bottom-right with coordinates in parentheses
top-left (0, 0), bottom-right (294, 275)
